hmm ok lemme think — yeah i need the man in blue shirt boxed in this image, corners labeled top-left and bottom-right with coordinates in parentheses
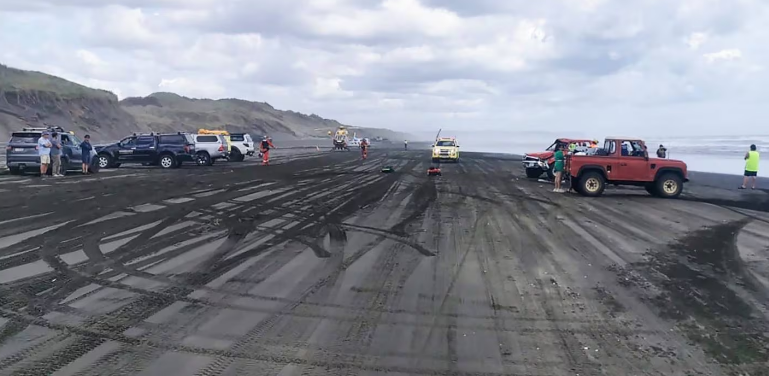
top-left (37, 132), bottom-right (52, 176)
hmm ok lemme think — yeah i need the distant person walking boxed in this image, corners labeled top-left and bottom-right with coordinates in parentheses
top-left (404, 140), bottom-right (408, 150)
top-left (36, 132), bottom-right (52, 177)
top-left (553, 144), bottom-right (565, 193)
top-left (740, 144), bottom-right (759, 190)
top-left (657, 144), bottom-right (667, 158)
top-left (50, 132), bottom-right (63, 177)
top-left (80, 134), bottom-right (93, 174)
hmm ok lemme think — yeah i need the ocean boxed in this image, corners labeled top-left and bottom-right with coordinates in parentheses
top-left (431, 133), bottom-right (768, 176)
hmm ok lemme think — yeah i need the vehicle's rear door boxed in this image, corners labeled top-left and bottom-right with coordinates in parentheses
top-left (613, 140), bottom-right (649, 181)
top-left (6, 132), bottom-right (41, 164)
top-left (133, 136), bottom-right (157, 162)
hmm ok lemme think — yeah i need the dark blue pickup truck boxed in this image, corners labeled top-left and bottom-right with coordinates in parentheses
top-left (95, 132), bottom-right (196, 169)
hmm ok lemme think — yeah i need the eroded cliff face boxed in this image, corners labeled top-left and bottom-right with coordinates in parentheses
top-left (0, 65), bottom-right (406, 143)
top-left (0, 89), bottom-right (140, 140)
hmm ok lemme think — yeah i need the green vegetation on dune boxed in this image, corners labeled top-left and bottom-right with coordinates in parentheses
top-left (0, 64), bottom-right (116, 101)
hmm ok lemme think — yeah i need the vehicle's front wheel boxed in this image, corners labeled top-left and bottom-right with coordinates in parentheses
top-left (97, 154), bottom-right (112, 169)
top-left (655, 173), bottom-right (683, 199)
top-left (159, 154), bottom-right (176, 169)
top-left (196, 152), bottom-right (212, 166)
top-left (525, 168), bottom-right (542, 179)
top-left (9, 167), bottom-right (21, 175)
top-left (579, 171), bottom-right (606, 197)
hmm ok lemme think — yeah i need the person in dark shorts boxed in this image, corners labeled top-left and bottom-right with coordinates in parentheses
top-left (740, 144), bottom-right (759, 189)
top-left (80, 134), bottom-right (93, 174)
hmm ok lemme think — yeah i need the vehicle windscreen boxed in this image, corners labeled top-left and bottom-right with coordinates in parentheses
top-left (436, 140), bottom-right (455, 147)
top-left (230, 134), bottom-right (245, 142)
top-left (9, 133), bottom-right (41, 144)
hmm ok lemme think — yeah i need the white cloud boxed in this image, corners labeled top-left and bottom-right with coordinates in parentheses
top-left (1, 0), bottom-right (769, 138)
top-left (703, 48), bottom-right (742, 63)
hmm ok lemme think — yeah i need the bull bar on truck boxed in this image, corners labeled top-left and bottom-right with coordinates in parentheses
top-left (522, 155), bottom-right (549, 170)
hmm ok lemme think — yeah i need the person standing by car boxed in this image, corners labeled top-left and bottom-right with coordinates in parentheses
top-left (657, 144), bottom-right (667, 158)
top-left (50, 131), bottom-right (63, 177)
top-left (36, 132), bottom-right (53, 177)
top-left (80, 134), bottom-right (93, 174)
top-left (404, 139), bottom-right (408, 150)
top-left (740, 144), bottom-right (760, 190)
top-left (553, 144), bottom-right (565, 193)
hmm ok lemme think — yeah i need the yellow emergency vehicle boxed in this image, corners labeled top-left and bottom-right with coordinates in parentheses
top-left (431, 136), bottom-right (460, 163)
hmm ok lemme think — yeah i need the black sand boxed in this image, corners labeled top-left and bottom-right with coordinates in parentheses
top-left (0, 146), bottom-right (767, 375)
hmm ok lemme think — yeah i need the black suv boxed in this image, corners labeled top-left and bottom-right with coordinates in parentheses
top-left (5, 126), bottom-right (100, 175)
top-left (95, 132), bottom-right (196, 169)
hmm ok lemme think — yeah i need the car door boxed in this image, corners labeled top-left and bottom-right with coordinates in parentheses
top-left (60, 134), bottom-right (82, 169)
top-left (115, 137), bottom-right (137, 161)
top-left (613, 140), bottom-right (649, 181)
top-left (133, 136), bottom-right (157, 163)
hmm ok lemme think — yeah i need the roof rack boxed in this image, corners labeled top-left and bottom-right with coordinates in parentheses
top-left (22, 126), bottom-right (67, 132)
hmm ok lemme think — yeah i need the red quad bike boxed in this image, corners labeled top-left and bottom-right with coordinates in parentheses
top-left (427, 166), bottom-right (441, 176)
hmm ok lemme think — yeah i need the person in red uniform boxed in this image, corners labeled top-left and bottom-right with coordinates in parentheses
top-left (260, 136), bottom-right (275, 165)
top-left (360, 138), bottom-right (369, 160)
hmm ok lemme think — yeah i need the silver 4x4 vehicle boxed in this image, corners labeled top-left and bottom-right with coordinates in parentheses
top-left (192, 134), bottom-right (228, 166)
top-left (5, 126), bottom-right (100, 175)
top-left (228, 133), bottom-right (255, 162)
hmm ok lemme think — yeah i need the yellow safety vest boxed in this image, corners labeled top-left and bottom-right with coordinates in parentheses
top-left (745, 151), bottom-right (759, 172)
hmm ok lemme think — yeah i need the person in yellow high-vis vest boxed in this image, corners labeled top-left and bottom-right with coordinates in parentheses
top-left (740, 144), bottom-right (759, 190)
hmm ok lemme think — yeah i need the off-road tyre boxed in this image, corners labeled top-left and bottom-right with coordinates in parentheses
top-left (578, 171), bottom-right (606, 197)
top-left (654, 173), bottom-right (683, 199)
top-left (196, 152), bottom-right (212, 166)
top-left (525, 168), bottom-right (542, 179)
top-left (159, 154), bottom-right (176, 169)
top-left (9, 167), bottom-right (21, 175)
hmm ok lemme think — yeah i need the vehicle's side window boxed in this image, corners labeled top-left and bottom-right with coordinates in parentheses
top-left (620, 141), bottom-right (645, 157)
top-left (159, 135), bottom-right (184, 144)
top-left (196, 135), bottom-right (219, 143)
top-left (121, 137), bottom-right (136, 147)
top-left (605, 140), bottom-right (616, 154)
top-left (60, 135), bottom-right (71, 145)
top-left (136, 136), bottom-right (154, 147)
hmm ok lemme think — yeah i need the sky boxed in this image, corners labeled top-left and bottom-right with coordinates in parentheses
top-left (1, 0), bottom-right (768, 138)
